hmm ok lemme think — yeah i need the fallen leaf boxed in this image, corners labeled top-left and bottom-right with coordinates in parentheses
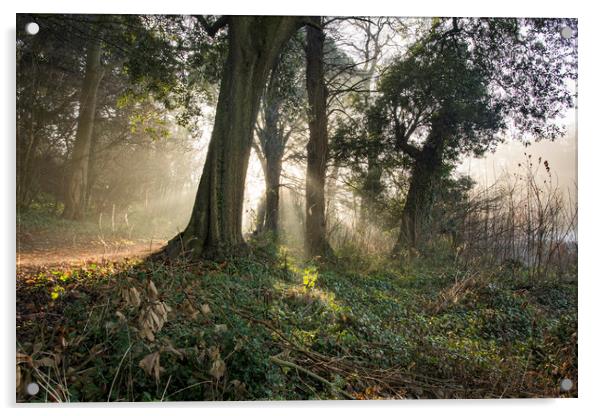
top-left (209, 358), bottom-right (226, 380)
top-left (139, 351), bottom-right (163, 382)
top-left (147, 280), bottom-right (159, 301)
top-left (16, 365), bottom-right (22, 391)
top-left (183, 299), bottom-right (199, 320)
top-left (35, 357), bottom-right (55, 368)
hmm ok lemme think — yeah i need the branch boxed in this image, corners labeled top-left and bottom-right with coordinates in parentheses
top-left (398, 141), bottom-right (421, 159)
top-left (269, 355), bottom-right (355, 400)
top-left (194, 15), bottom-right (229, 37)
top-left (300, 17), bottom-right (323, 31)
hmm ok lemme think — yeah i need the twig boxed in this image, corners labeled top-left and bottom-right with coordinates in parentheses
top-left (269, 355), bottom-right (355, 400)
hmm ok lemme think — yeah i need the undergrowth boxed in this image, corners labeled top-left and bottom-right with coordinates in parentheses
top-left (16, 241), bottom-right (577, 401)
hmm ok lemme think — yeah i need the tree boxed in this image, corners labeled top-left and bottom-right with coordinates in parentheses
top-left (304, 17), bottom-right (334, 258)
top-left (62, 36), bottom-right (105, 220)
top-left (369, 18), bottom-right (576, 252)
top-left (337, 18), bottom-right (397, 221)
top-left (372, 41), bottom-right (503, 250)
top-left (17, 14), bottom-right (84, 210)
top-left (164, 16), bottom-right (302, 259)
top-left (253, 37), bottom-right (305, 236)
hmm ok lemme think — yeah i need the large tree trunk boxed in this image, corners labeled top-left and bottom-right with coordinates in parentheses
top-left (305, 17), bottom-right (333, 258)
top-left (62, 39), bottom-right (104, 220)
top-left (393, 137), bottom-right (445, 254)
top-left (165, 16), bottom-right (300, 259)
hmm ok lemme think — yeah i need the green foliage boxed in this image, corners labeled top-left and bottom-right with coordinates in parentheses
top-left (17, 241), bottom-right (576, 401)
top-left (302, 266), bottom-right (319, 290)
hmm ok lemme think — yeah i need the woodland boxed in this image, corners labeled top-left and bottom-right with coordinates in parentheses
top-left (16, 15), bottom-right (578, 401)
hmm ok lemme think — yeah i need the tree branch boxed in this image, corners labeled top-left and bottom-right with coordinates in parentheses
top-left (194, 15), bottom-right (229, 37)
top-left (398, 141), bottom-right (421, 159)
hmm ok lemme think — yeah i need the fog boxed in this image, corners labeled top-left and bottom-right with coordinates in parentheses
top-left (458, 115), bottom-right (577, 195)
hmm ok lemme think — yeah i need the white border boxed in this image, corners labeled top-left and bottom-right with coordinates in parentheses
top-left (2, 1), bottom-right (600, 415)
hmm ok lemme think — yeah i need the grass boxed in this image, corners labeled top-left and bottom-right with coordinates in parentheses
top-left (15, 239), bottom-right (577, 402)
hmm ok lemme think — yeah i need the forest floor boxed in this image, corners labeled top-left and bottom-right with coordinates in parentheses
top-left (17, 207), bottom-right (168, 271)
top-left (17, 237), bottom-right (166, 270)
top-left (15, 218), bottom-right (577, 402)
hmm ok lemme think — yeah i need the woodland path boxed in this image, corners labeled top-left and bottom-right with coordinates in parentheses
top-left (16, 232), bottom-right (166, 273)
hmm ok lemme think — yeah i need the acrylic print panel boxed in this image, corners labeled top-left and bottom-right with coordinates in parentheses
top-left (16, 14), bottom-right (577, 402)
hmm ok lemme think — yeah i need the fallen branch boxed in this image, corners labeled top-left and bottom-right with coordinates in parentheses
top-left (233, 306), bottom-right (466, 397)
top-left (269, 355), bottom-right (355, 400)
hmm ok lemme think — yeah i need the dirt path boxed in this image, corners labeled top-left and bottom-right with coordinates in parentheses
top-left (17, 239), bottom-right (167, 272)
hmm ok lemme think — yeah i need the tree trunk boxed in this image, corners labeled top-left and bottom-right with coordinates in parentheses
top-left (305, 17), bottom-right (333, 258)
top-left (261, 98), bottom-right (285, 235)
top-left (85, 123), bottom-right (100, 212)
top-left (17, 109), bottom-right (39, 210)
top-left (165, 16), bottom-right (301, 259)
top-left (255, 194), bottom-right (266, 234)
top-left (393, 138), bottom-right (444, 254)
top-left (264, 150), bottom-right (283, 233)
top-left (63, 39), bottom-right (104, 220)
top-left (360, 154), bottom-right (383, 223)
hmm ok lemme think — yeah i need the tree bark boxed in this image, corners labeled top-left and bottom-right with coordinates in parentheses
top-left (165, 16), bottom-right (301, 259)
top-left (257, 80), bottom-right (286, 235)
top-left (361, 153), bottom-right (383, 223)
top-left (62, 38), bottom-right (104, 220)
top-left (17, 109), bottom-right (39, 209)
top-left (393, 136), bottom-right (445, 254)
top-left (305, 17), bottom-right (333, 258)
top-left (264, 149), bottom-right (283, 233)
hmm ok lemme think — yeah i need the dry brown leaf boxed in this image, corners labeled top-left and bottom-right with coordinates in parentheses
top-left (139, 327), bottom-right (155, 342)
top-left (16, 365), bottom-right (22, 391)
top-left (230, 379), bottom-right (247, 399)
top-left (121, 287), bottom-right (141, 308)
top-left (183, 299), bottom-right (199, 320)
top-left (209, 358), bottom-right (226, 380)
top-left (147, 280), bottom-right (159, 301)
top-left (138, 301), bottom-right (171, 341)
top-left (139, 351), bottom-right (163, 382)
top-left (162, 341), bottom-right (184, 358)
top-left (59, 335), bottom-right (68, 348)
top-left (16, 352), bottom-right (31, 366)
top-left (35, 356), bottom-right (55, 368)
top-left (201, 304), bottom-right (211, 315)
top-left (208, 346), bottom-right (220, 361)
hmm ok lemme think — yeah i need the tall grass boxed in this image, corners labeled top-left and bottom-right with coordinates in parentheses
top-left (457, 155), bottom-right (577, 280)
